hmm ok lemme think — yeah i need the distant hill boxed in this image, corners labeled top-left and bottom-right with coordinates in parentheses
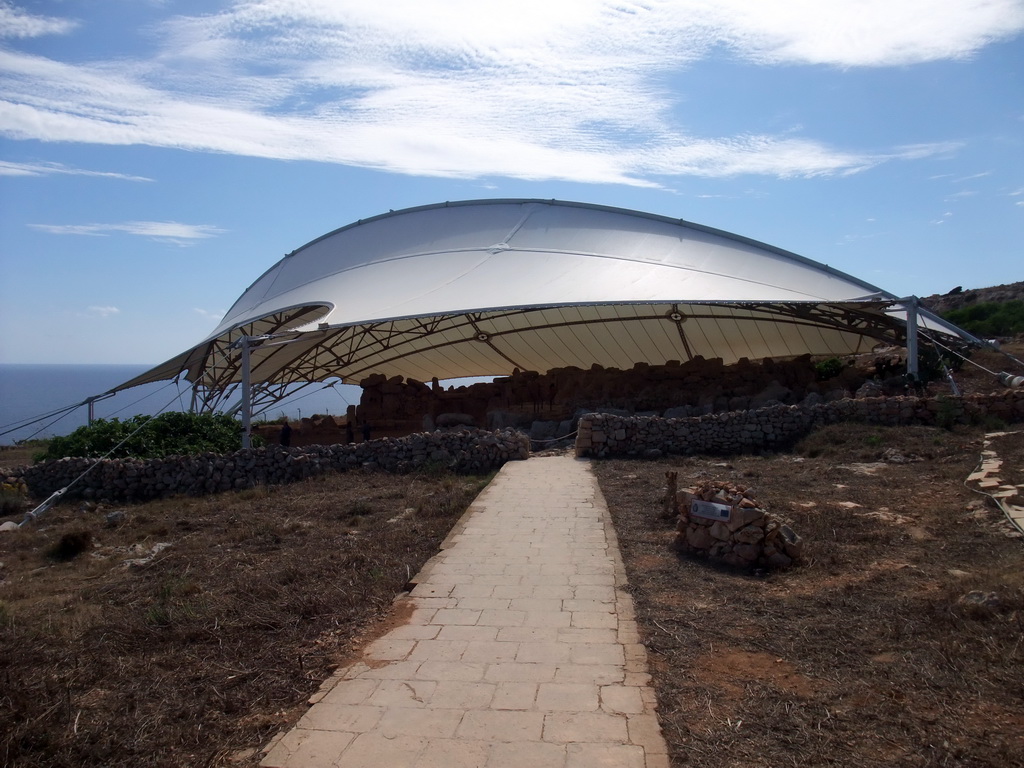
top-left (920, 280), bottom-right (1024, 338)
top-left (920, 280), bottom-right (1024, 315)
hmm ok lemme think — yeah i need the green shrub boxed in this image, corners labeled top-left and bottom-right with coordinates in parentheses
top-left (943, 300), bottom-right (1024, 337)
top-left (815, 357), bottom-right (844, 381)
top-left (35, 412), bottom-right (261, 462)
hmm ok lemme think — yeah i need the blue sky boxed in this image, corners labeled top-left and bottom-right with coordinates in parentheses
top-left (1, 0), bottom-right (1022, 366)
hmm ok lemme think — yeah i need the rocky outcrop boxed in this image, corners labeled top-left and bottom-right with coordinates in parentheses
top-left (921, 280), bottom-right (1024, 315)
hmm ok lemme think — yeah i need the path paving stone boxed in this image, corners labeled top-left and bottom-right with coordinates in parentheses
top-left (261, 455), bottom-right (669, 767)
top-left (966, 431), bottom-right (1024, 536)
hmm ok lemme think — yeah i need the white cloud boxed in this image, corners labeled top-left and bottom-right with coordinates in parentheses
top-left (31, 223), bottom-right (108, 237)
top-left (0, 1), bottom-right (1021, 183)
top-left (194, 308), bottom-right (226, 321)
top-left (889, 142), bottom-right (964, 162)
top-left (29, 221), bottom-right (227, 244)
top-left (0, 160), bottom-right (152, 180)
top-left (954, 171), bottom-right (993, 182)
top-left (0, 1), bottom-right (78, 39)
top-left (86, 306), bottom-right (120, 318)
top-left (702, 0), bottom-right (1024, 66)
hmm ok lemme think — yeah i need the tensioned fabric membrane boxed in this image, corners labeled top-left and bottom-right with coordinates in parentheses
top-left (114, 199), bottom-right (977, 411)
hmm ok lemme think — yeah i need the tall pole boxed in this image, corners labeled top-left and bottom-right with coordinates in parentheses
top-left (83, 394), bottom-right (113, 424)
top-left (240, 336), bottom-right (252, 449)
top-left (905, 297), bottom-right (919, 380)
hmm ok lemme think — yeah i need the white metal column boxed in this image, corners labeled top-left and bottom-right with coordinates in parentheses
top-left (240, 336), bottom-right (253, 449)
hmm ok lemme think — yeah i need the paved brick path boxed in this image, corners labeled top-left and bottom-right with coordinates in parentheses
top-left (261, 455), bottom-right (669, 767)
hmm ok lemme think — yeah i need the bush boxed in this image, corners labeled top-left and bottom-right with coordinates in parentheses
top-left (943, 300), bottom-right (1024, 337)
top-left (35, 412), bottom-right (260, 462)
top-left (814, 357), bottom-right (844, 381)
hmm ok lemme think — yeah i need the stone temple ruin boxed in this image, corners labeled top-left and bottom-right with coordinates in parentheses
top-left (288, 350), bottom-right (892, 447)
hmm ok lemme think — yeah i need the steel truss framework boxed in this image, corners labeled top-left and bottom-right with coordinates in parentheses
top-left (156, 299), bottom-right (968, 414)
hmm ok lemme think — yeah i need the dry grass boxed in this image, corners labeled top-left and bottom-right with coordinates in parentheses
top-left (0, 468), bottom-right (491, 767)
top-left (595, 422), bottom-right (1024, 768)
top-left (0, 443), bottom-right (45, 469)
top-left (3, 404), bottom-right (1023, 767)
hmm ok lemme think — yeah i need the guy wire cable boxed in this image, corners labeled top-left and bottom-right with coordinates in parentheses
top-left (19, 386), bottom-right (223, 527)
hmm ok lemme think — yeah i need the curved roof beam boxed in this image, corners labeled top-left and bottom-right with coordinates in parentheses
top-left (110, 199), bottom-right (980, 401)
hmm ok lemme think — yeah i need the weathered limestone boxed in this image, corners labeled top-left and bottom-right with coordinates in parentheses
top-left (966, 431), bottom-right (1024, 534)
top-left (354, 354), bottom-right (868, 441)
top-left (673, 480), bottom-right (803, 569)
top-left (577, 390), bottom-right (1024, 458)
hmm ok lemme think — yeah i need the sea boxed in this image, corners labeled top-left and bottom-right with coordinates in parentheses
top-left (0, 364), bottom-right (362, 445)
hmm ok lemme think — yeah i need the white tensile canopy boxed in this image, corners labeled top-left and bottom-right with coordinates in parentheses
top-left (114, 199), bottom-right (976, 412)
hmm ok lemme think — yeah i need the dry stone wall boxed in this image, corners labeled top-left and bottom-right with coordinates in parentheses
top-left (15, 428), bottom-right (530, 503)
top-left (577, 391), bottom-right (1024, 458)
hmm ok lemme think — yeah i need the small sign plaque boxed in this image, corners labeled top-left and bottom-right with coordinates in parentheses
top-left (690, 500), bottom-right (731, 522)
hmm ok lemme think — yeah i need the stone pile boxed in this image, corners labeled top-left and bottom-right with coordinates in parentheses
top-left (675, 480), bottom-right (803, 569)
top-left (577, 390), bottom-right (1024, 458)
top-left (14, 428), bottom-right (530, 503)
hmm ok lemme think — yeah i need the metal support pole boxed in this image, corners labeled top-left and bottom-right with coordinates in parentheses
top-left (83, 393), bottom-right (114, 424)
top-left (240, 336), bottom-right (252, 450)
top-left (904, 297), bottom-right (919, 380)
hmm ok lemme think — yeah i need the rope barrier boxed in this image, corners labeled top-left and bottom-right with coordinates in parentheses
top-left (530, 429), bottom-right (578, 444)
